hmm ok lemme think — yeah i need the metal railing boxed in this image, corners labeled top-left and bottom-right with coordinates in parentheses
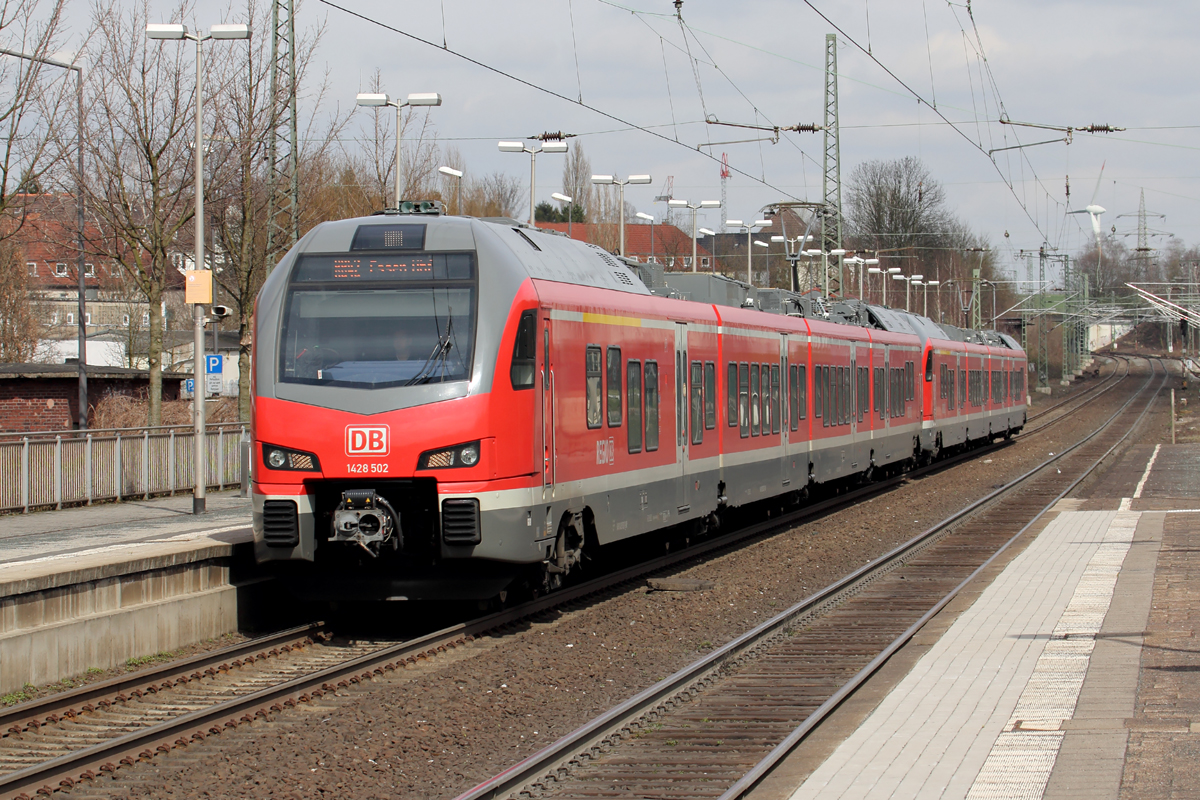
top-left (0, 422), bottom-right (250, 513)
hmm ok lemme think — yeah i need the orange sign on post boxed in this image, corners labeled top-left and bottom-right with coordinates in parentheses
top-left (185, 270), bottom-right (213, 304)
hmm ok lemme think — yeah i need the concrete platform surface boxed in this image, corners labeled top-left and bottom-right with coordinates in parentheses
top-left (0, 490), bottom-right (252, 570)
top-left (766, 445), bottom-right (1200, 800)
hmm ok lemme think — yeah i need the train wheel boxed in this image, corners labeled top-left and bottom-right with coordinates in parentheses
top-left (542, 514), bottom-right (584, 593)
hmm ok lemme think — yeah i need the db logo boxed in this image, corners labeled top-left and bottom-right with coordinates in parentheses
top-left (346, 425), bottom-right (389, 456)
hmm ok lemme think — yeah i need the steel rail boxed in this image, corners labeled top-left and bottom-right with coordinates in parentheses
top-left (0, 623), bottom-right (324, 737)
top-left (453, 358), bottom-right (1162, 800)
top-left (0, 368), bottom-right (1127, 799)
top-left (719, 358), bottom-right (1165, 800)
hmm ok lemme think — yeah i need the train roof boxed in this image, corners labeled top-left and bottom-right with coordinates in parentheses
top-left (291, 209), bottom-right (1020, 354)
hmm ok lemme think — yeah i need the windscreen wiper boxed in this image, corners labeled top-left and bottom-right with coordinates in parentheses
top-left (405, 318), bottom-right (455, 386)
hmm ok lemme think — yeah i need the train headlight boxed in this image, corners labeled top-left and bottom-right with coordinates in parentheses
top-left (418, 440), bottom-right (481, 470)
top-left (262, 444), bottom-right (321, 472)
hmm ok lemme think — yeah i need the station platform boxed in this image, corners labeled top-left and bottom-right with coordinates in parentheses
top-left (754, 444), bottom-right (1200, 800)
top-left (0, 493), bottom-right (253, 694)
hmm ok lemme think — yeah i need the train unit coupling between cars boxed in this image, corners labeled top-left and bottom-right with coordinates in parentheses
top-left (251, 206), bottom-right (1027, 601)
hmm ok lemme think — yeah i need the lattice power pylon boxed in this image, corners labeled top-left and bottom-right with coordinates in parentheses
top-left (822, 33), bottom-right (843, 296)
top-left (266, 0), bottom-right (299, 274)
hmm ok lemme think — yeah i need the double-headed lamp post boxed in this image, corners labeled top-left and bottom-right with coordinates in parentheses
top-left (500, 140), bottom-right (567, 228)
top-left (554, 193), bottom-right (575, 239)
top-left (725, 218), bottom-right (772, 286)
top-left (591, 174), bottom-right (651, 256)
top-left (668, 198), bottom-right (721, 272)
top-left (438, 165), bottom-right (463, 215)
top-left (883, 267), bottom-right (902, 306)
top-left (867, 266), bottom-right (882, 304)
top-left (923, 279), bottom-right (939, 317)
top-left (358, 91), bottom-right (442, 210)
top-left (147, 21), bottom-right (249, 515)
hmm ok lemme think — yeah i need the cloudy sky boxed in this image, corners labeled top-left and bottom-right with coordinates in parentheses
top-left (175, 1), bottom-right (1200, 276)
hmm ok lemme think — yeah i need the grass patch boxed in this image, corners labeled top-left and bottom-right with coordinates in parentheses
top-left (124, 650), bottom-right (180, 669)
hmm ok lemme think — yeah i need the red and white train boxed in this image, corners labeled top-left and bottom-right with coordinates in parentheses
top-left (251, 207), bottom-right (1027, 599)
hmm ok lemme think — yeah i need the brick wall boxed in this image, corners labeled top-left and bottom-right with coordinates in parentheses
top-left (0, 381), bottom-right (74, 432)
top-left (0, 376), bottom-right (183, 433)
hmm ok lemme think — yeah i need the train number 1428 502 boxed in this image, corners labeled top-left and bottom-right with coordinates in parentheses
top-left (347, 462), bottom-right (389, 474)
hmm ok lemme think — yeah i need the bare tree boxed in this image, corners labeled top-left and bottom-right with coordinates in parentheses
top-left (80, 0), bottom-right (198, 425)
top-left (206, 0), bottom-right (344, 421)
top-left (0, 0), bottom-right (70, 231)
top-left (560, 140), bottom-right (591, 222)
top-left (0, 240), bottom-right (41, 359)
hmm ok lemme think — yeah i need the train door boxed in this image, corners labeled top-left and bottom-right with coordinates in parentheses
top-left (675, 323), bottom-right (691, 514)
top-left (541, 317), bottom-right (556, 501)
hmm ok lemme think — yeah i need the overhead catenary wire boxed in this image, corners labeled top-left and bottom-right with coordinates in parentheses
top-left (317, 0), bottom-right (803, 201)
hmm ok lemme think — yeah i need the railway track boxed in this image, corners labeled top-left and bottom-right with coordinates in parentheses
top-left (0, 364), bottom-right (1141, 800)
top-left (453, 358), bottom-right (1165, 800)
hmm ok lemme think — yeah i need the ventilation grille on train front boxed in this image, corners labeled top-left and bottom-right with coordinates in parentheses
top-left (262, 500), bottom-right (299, 547)
top-left (441, 498), bottom-right (481, 545)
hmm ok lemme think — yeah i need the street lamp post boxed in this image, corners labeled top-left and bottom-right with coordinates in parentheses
top-left (909, 274), bottom-right (923, 313)
top-left (725, 218), bottom-right (772, 286)
top-left (884, 267), bottom-right (901, 306)
top-left (0, 48), bottom-right (87, 427)
top-left (591, 173), bottom-right (651, 256)
top-left (147, 21), bottom-right (250, 515)
top-left (924, 279), bottom-right (939, 317)
top-left (635, 211), bottom-right (654, 261)
top-left (668, 198), bottom-right (720, 272)
top-left (555, 193), bottom-right (576, 239)
top-left (358, 91), bottom-right (442, 209)
top-left (892, 273), bottom-right (909, 310)
top-left (867, 267), bottom-right (881, 304)
top-left (499, 140), bottom-right (568, 228)
top-left (438, 165), bottom-right (463, 215)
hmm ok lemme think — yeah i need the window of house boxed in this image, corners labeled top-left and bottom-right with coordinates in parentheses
top-left (65, 312), bottom-right (73, 325)
top-left (666, 257), bottom-right (675, 267)
top-left (85, 313), bottom-right (91, 326)
top-left (627, 361), bottom-right (642, 454)
top-left (142, 312), bottom-right (150, 326)
top-left (607, 346), bottom-right (622, 427)
top-left (585, 345), bottom-right (602, 429)
top-left (703, 361), bottom-right (716, 430)
top-left (683, 257), bottom-right (692, 269)
top-left (645, 361), bottom-right (659, 451)
top-left (55, 263), bottom-right (68, 277)
top-left (122, 314), bottom-right (131, 327)
top-left (701, 257), bottom-right (710, 268)
top-left (26, 262), bottom-right (36, 276)
top-left (85, 263), bottom-right (95, 277)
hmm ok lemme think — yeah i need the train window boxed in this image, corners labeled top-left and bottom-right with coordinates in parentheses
top-left (645, 361), bottom-right (659, 451)
top-left (925, 351), bottom-right (934, 383)
top-left (789, 364), bottom-right (799, 430)
top-left (780, 358), bottom-right (788, 431)
top-left (727, 363), bottom-right (738, 428)
top-left (939, 364), bottom-right (947, 399)
top-left (607, 347), bottom-right (623, 427)
top-left (825, 366), bottom-right (834, 426)
top-left (858, 367), bottom-right (868, 422)
top-left (677, 351), bottom-right (686, 446)
top-left (797, 365), bottom-right (807, 421)
top-left (750, 364), bottom-right (761, 436)
top-left (771, 364), bottom-right (781, 435)
top-left (844, 367), bottom-right (854, 424)
top-left (739, 363), bottom-right (750, 438)
top-left (906, 361), bottom-right (914, 401)
top-left (818, 366), bottom-right (825, 426)
top-left (949, 368), bottom-right (955, 408)
top-left (874, 367), bottom-right (883, 419)
top-left (833, 367), bottom-right (841, 425)
top-left (510, 310), bottom-right (538, 390)
top-left (586, 346), bottom-right (602, 429)
top-left (959, 370), bottom-right (966, 408)
top-left (690, 361), bottom-right (704, 445)
top-left (628, 361), bottom-right (643, 453)
top-left (704, 362), bottom-right (717, 430)
top-left (761, 366), bottom-right (771, 435)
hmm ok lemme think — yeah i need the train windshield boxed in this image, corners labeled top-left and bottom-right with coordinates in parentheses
top-left (278, 252), bottom-right (477, 390)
